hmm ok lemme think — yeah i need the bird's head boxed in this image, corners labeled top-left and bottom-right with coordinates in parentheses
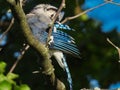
top-left (31, 4), bottom-right (64, 22)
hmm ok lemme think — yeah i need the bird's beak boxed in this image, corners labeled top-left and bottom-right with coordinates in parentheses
top-left (58, 11), bottom-right (64, 21)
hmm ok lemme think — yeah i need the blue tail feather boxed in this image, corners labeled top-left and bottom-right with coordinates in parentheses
top-left (62, 56), bottom-right (73, 90)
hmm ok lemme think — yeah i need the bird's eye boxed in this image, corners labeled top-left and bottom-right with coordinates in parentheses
top-left (50, 14), bottom-right (55, 20)
top-left (51, 14), bottom-right (54, 18)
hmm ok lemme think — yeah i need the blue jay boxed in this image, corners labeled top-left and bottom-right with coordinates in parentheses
top-left (26, 4), bottom-right (80, 90)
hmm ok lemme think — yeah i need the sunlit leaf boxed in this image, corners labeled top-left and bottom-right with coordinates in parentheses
top-left (7, 73), bottom-right (19, 80)
top-left (0, 74), bottom-right (6, 82)
top-left (19, 84), bottom-right (31, 90)
top-left (0, 61), bottom-right (6, 74)
top-left (0, 80), bottom-right (12, 90)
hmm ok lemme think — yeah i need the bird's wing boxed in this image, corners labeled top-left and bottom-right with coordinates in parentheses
top-left (49, 27), bottom-right (80, 58)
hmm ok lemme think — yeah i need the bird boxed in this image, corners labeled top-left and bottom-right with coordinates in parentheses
top-left (26, 4), bottom-right (80, 90)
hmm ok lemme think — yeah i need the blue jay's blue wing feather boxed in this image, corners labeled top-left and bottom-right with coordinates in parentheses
top-left (54, 23), bottom-right (73, 31)
top-left (52, 30), bottom-right (74, 43)
top-left (52, 40), bottom-right (80, 57)
top-left (49, 25), bottom-right (80, 58)
top-left (53, 40), bottom-right (79, 52)
top-left (27, 14), bottom-right (80, 58)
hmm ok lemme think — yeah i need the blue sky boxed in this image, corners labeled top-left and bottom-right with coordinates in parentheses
top-left (82, 0), bottom-right (120, 32)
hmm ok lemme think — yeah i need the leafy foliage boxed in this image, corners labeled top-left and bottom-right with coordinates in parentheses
top-left (0, 61), bottom-right (30, 90)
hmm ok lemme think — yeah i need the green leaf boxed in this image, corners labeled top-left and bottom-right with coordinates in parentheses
top-left (7, 73), bottom-right (19, 80)
top-left (0, 62), bottom-right (6, 74)
top-left (19, 84), bottom-right (31, 90)
top-left (0, 74), bottom-right (6, 82)
top-left (14, 85), bottom-right (18, 90)
top-left (14, 84), bottom-right (31, 90)
top-left (80, 14), bottom-right (89, 21)
top-left (0, 80), bottom-right (12, 90)
top-left (6, 73), bottom-right (19, 85)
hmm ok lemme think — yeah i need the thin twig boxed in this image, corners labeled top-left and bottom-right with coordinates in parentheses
top-left (0, 48), bottom-right (2, 51)
top-left (107, 38), bottom-right (119, 49)
top-left (0, 18), bottom-right (14, 42)
top-left (109, 1), bottom-right (120, 6)
top-left (105, 0), bottom-right (120, 6)
top-left (107, 38), bottom-right (120, 63)
top-left (61, 1), bottom-right (109, 24)
top-left (46, 0), bottom-right (65, 46)
top-left (8, 44), bottom-right (30, 73)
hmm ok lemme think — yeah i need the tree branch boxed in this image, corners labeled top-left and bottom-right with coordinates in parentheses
top-left (108, 1), bottom-right (120, 6)
top-left (8, 44), bottom-right (30, 73)
top-left (107, 38), bottom-right (120, 63)
top-left (61, 1), bottom-right (109, 24)
top-left (0, 18), bottom-right (14, 43)
top-left (46, 0), bottom-right (65, 46)
top-left (6, 0), bottom-right (65, 89)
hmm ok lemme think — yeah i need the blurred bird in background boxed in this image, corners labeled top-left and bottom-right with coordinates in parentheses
top-left (26, 4), bottom-right (80, 90)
